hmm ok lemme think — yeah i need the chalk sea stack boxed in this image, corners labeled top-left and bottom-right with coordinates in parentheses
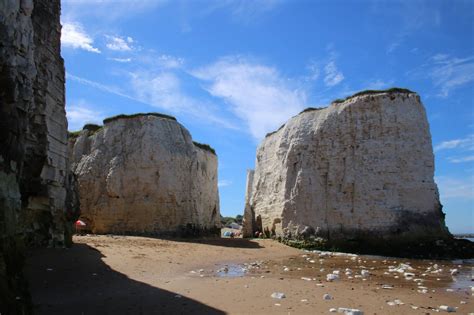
top-left (69, 113), bottom-right (221, 236)
top-left (243, 89), bottom-right (464, 255)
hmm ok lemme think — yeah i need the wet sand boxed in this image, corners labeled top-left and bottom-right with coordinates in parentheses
top-left (25, 235), bottom-right (473, 314)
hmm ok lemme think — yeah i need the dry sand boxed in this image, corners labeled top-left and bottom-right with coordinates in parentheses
top-left (25, 235), bottom-right (473, 314)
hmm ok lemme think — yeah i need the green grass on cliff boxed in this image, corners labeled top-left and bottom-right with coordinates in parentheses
top-left (332, 87), bottom-right (415, 104)
top-left (103, 112), bottom-right (177, 124)
top-left (193, 141), bottom-right (217, 155)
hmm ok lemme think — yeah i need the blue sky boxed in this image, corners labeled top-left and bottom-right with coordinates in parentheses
top-left (61, 0), bottom-right (473, 233)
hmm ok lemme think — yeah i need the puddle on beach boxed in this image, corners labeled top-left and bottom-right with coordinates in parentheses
top-left (215, 264), bottom-right (247, 277)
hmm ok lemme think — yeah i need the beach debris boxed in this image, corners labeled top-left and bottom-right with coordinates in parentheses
top-left (410, 305), bottom-right (419, 310)
top-left (460, 301), bottom-right (466, 304)
top-left (300, 299), bottom-right (308, 302)
top-left (439, 305), bottom-right (456, 312)
top-left (274, 303), bottom-right (281, 306)
top-left (360, 270), bottom-right (369, 278)
top-left (327, 273), bottom-right (339, 281)
top-left (271, 292), bottom-right (286, 299)
top-left (337, 307), bottom-right (364, 315)
top-left (329, 308), bottom-right (337, 313)
top-left (323, 293), bottom-right (333, 300)
top-left (381, 284), bottom-right (394, 289)
top-left (301, 277), bottom-right (312, 281)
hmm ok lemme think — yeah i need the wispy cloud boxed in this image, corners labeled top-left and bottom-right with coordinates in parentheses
top-left (66, 100), bottom-right (104, 130)
top-left (202, 0), bottom-right (283, 22)
top-left (436, 176), bottom-right (474, 200)
top-left (108, 57), bottom-right (132, 63)
top-left (192, 56), bottom-right (307, 140)
top-left (61, 22), bottom-right (100, 53)
top-left (62, 0), bottom-right (167, 21)
top-left (105, 35), bottom-right (134, 51)
top-left (364, 79), bottom-right (395, 90)
top-left (448, 156), bottom-right (474, 163)
top-left (324, 61), bottom-right (344, 87)
top-left (129, 71), bottom-right (238, 129)
top-left (429, 54), bottom-right (474, 97)
top-left (218, 180), bottom-right (232, 187)
top-left (434, 134), bottom-right (474, 152)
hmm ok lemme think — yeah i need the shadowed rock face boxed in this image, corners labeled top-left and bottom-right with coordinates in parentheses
top-left (70, 115), bottom-right (221, 236)
top-left (0, 0), bottom-right (78, 313)
top-left (244, 91), bottom-right (451, 247)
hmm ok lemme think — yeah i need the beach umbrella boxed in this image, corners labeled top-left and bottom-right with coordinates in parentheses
top-left (75, 220), bottom-right (86, 226)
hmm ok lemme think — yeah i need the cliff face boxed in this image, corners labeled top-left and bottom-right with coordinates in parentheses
top-left (0, 0), bottom-right (77, 312)
top-left (70, 114), bottom-right (220, 235)
top-left (244, 90), bottom-right (451, 247)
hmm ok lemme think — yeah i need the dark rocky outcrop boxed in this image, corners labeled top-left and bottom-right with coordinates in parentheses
top-left (0, 1), bottom-right (78, 313)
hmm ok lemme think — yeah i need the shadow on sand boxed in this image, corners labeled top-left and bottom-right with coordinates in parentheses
top-left (24, 243), bottom-right (225, 315)
top-left (171, 237), bottom-right (263, 249)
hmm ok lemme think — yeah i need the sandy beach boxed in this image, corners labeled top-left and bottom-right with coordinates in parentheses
top-left (24, 235), bottom-right (472, 314)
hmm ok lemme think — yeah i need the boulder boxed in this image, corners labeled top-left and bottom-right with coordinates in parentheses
top-left (243, 89), bottom-right (452, 251)
top-left (70, 113), bottom-right (220, 236)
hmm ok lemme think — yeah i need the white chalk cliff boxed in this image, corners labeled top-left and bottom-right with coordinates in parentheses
top-left (70, 114), bottom-right (220, 235)
top-left (243, 90), bottom-right (450, 244)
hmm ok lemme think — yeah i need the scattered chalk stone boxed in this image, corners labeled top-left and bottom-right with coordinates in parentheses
top-left (327, 274), bottom-right (339, 281)
top-left (323, 293), bottom-right (333, 300)
top-left (337, 307), bottom-right (364, 315)
top-left (446, 288), bottom-right (454, 292)
top-left (271, 292), bottom-right (286, 299)
top-left (411, 305), bottom-right (419, 310)
top-left (301, 299), bottom-right (308, 302)
top-left (460, 301), bottom-right (466, 304)
top-left (274, 303), bottom-right (281, 306)
top-left (382, 285), bottom-right (393, 289)
top-left (329, 308), bottom-right (337, 313)
top-left (439, 305), bottom-right (456, 312)
top-left (301, 277), bottom-right (312, 281)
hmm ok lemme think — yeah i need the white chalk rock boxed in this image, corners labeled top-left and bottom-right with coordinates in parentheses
top-left (243, 90), bottom-right (450, 245)
top-left (70, 114), bottom-right (220, 235)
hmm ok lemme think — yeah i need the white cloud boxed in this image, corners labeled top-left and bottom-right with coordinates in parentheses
top-left (105, 35), bottom-right (134, 51)
top-left (128, 71), bottom-right (239, 129)
top-left (218, 180), bottom-right (232, 187)
top-left (157, 55), bottom-right (184, 69)
top-left (434, 134), bottom-right (474, 152)
top-left (429, 54), bottom-right (474, 97)
top-left (449, 156), bottom-right (474, 163)
top-left (62, 0), bottom-right (167, 21)
top-left (61, 22), bottom-right (100, 53)
top-left (324, 61), bottom-right (344, 87)
top-left (436, 176), bottom-right (474, 200)
top-left (202, 0), bottom-right (283, 22)
top-left (192, 56), bottom-right (307, 140)
top-left (365, 79), bottom-right (394, 90)
top-left (66, 101), bottom-right (104, 130)
top-left (108, 57), bottom-right (132, 63)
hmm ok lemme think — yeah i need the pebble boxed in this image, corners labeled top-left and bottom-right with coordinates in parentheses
top-left (329, 308), bottom-right (337, 313)
top-left (301, 277), bottom-right (312, 281)
top-left (337, 307), bottom-right (364, 315)
top-left (271, 292), bottom-right (286, 299)
top-left (381, 284), bottom-right (393, 289)
top-left (439, 305), bottom-right (456, 312)
top-left (327, 273), bottom-right (339, 281)
top-left (323, 293), bottom-right (333, 300)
